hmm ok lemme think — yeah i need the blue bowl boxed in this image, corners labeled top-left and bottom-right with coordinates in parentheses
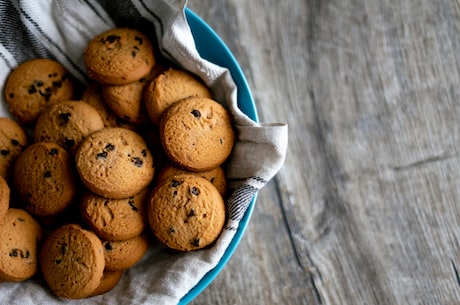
top-left (179, 9), bottom-right (259, 304)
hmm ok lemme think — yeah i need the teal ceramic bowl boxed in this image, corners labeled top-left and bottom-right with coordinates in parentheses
top-left (179, 9), bottom-right (259, 304)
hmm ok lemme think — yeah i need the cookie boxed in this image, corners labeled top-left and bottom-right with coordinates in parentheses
top-left (147, 174), bottom-right (226, 251)
top-left (80, 83), bottom-right (136, 130)
top-left (39, 224), bottom-right (105, 299)
top-left (84, 28), bottom-right (155, 85)
top-left (4, 58), bottom-right (76, 125)
top-left (0, 208), bottom-right (42, 282)
top-left (159, 97), bottom-right (235, 171)
top-left (144, 68), bottom-right (212, 125)
top-left (80, 188), bottom-right (148, 241)
top-left (0, 177), bottom-right (10, 223)
top-left (157, 164), bottom-right (227, 196)
top-left (75, 127), bottom-right (155, 199)
top-left (34, 100), bottom-right (105, 155)
top-left (102, 234), bottom-right (149, 271)
top-left (101, 65), bottom-right (165, 125)
top-left (12, 142), bottom-right (78, 216)
top-left (0, 117), bottom-right (29, 179)
top-left (88, 270), bottom-right (124, 297)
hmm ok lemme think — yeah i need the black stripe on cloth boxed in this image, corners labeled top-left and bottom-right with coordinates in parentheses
top-left (82, 0), bottom-right (112, 27)
top-left (17, 5), bottom-right (87, 80)
top-left (227, 184), bottom-right (257, 221)
top-left (0, 0), bottom-right (53, 66)
top-left (228, 176), bottom-right (268, 185)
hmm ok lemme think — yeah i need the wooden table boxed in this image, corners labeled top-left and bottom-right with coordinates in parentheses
top-left (189, 0), bottom-right (460, 304)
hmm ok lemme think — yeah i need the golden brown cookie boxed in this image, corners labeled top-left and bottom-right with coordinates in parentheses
top-left (144, 68), bottom-right (212, 125)
top-left (0, 208), bottom-right (42, 282)
top-left (80, 83), bottom-right (137, 130)
top-left (102, 234), bottom-right (149, 271)
top-left (101, 67), bottom-right (164, 125)
top-left (4, 58), bottom-right (76, 125)
top-left (84, 28), bottom-right (155, 85)
top-left (147, 174), bottom-right (226, 251)
top-left (157, 164), bottom-right (227, 196)
top-left (88, 270), bottom-right (124, 297)
top-left (75, 127), bottom-right (155, 199)
top-left (39, 224), bottom-right (105, 299)
top-left (80, 188), bottom-right (148, 241)
top-left (34, 100), bottom-right (105, 155)
top-left (12, 142), bottom-right (78, 216)
top-left (0, 117), bottom-right (29, 179)
top-left (160, 97), bottom-right (235, 171)
top-left (0, 177), bottom-right (10, 223)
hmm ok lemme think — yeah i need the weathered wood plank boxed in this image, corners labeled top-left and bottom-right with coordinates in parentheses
top-left (190, 0), bottom-right (460, 304)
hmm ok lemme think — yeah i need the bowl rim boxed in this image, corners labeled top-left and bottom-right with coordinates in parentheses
top-left (179, 8), bottom-right (259, 304)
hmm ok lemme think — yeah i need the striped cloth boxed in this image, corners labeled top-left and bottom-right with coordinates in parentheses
top-left (0, 0), bottom-right (288, 304)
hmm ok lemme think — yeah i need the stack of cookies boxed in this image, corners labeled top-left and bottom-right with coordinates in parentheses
top-left (0, 27), bottom-right (235, 299)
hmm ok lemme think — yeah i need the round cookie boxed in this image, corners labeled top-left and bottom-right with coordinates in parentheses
top-left (80, 188), bottom-right (148, 241)
top-left (0, 208), bottom-right (42, 282)
top-left (160, 97), bottom-right (235, 171)
top-left (80, 83), bottom-right (137, 130)
top-left (102, 234), bottom-right (149, 271)
top-left (144, 68), bottom-right (212, 125)
top-left (0, 117), bottom-right (29, 179)
top-left (157, 164), bottom-right (227, 196)
top-left (84, 28), bottom-right (155, 85)
top-left (0, 177), bottom-right (10, 223)
top-left (39, 224), bottom-right (105, 299)
top-left (12, 142), bottom-right (77, 216)
top-left (34, 100), bottom-right (105, 155)
top-left (147, 174), bottom-right (226, 251)
top-left (75, 127), bottom-right (155, 199)
top-left (101, 65), bottom-right (165, 125)
top-left (88, 270), bottom-right (124, 297)
top-left (4, 58), bottom-right (76, 125)
top-left (101, 77), bottom-right (149, 125)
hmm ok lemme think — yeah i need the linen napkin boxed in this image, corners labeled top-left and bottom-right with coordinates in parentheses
top-left (0, 0), bottom-right (288, 304)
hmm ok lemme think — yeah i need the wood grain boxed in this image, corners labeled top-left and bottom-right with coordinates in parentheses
top-left (189, 0), bottom-right (460, 304)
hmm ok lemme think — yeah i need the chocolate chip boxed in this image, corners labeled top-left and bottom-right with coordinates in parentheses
top-left (191, 238), bottom-right (200, 247)
top-left (210, 177), bottom-right (216, 183)
top-left (49, 148), bottom-right (59, 156)
top-left (190, 187), bottom-right (200, 196)
top-left (191, 109), bottom-right (201, 118)
top-left (134, 36), bottom-right (143, 45)
top-left (132, 157), bottom-right (143, 167)
top-left (173, 190), bottom-right (178, 196)
top-left (23, 250), bottom-right (30, 258)
top-left (103, 35), bottom-right (120, 44)
top-left (104, 242), bottom-right (113, 250)
top-left (35, 80), bottom-right (44, 87)
top-left (17, 218), bottom-right (25, 222)
top-left (43, 170), bottom-right (52, 178)
top-left (48, 72), bottom-right (58, 78)
top-left (104, 200), bottom-right (109, 206)
top-left (28, 84), bottom-right (37, 94)
top-left (220, 138), bottom-right (224, 145)
top-left (170, 180), bottom-right (182, 187)
top-left (0, 150), bottom-right (10, 156)
top-left (59, 112), bottom-right (72, 124)
top-left (168, 227), bottom-right (176, 234)
top-left (141, 149), bottom-right (147, 157)
top-left (105, 144), bottom-right (115, 151)
top-left (55, 259), bottom-right (62, 265)
top-left (11, 139), bottom-right (19, 146)
top-left (64, 138), bottom-right (75, 149)
top-left (8, 93), bottom-right (14, 98)
top-left (131, 50), bottom-right (137, 58)
top-left (128, 199), bottom-right (138, 211)
top-left (9, 249), bottom-right (19, 257)
top-left (96, 151), bottom-right (108, 160)
top-left (187, 209), bottom-right (196, 217)
top-left (52, 80), bottom-right (62, 88)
